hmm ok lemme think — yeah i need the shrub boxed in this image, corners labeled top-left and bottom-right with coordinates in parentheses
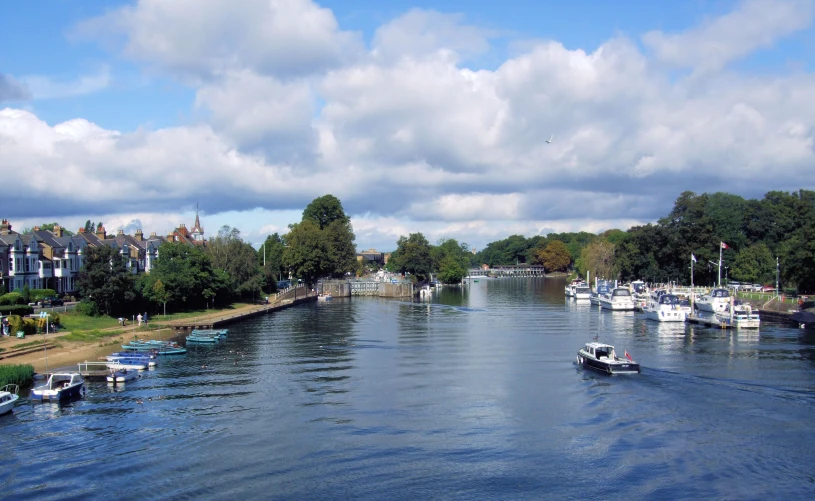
top-left (0, 305), bottom-right (34, 316)
top-left (30, 289), bottom-right (57, 302)
top-left (0, 364), bottom-right (35, 387)
top-left (7, 315), bottom-right (35, 336)
top-left (0, 292), bottom-right (24, 305)
top-left (76, 300), bottom-right (100, 317)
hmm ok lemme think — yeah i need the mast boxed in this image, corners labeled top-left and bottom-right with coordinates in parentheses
top-left (718, 243), bottom-right (723, 287)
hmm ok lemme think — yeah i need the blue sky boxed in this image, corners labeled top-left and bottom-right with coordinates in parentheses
top-left (2, 0), bottom-right (814, 251)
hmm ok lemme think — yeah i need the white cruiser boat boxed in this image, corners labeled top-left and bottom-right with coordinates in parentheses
top-left (0, 384), bottom-right (20, 415)
top-left (599, 287), bottom-right (636, 311)
top-left (576, 342), bottom-right (640, 374)
top-left (573, 285), bottom-right (592, 300)
top-left (644, 293), bottom-right (686, 322)
top-left (695, 288), bottom-right (731, 313)
top-left (715, 304), bottom-right (761, 328)
top-left (590, 283), bottom-right (611, 306)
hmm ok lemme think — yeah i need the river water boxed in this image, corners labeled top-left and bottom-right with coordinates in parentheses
top-left (2, 278), bottom-right (815, 500)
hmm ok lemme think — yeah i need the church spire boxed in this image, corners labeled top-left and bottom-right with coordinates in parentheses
top-left (191, 203), bottom-right (204, 241)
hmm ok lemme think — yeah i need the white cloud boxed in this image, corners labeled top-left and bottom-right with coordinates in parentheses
top-left (642, 0), bottom-right (815, 72)
top-left (21, 67), bottom-right (111, 99)
top-left (75, 0), bottom-right (364, 81)
top-left (4, 1), bottom-right (815, 252)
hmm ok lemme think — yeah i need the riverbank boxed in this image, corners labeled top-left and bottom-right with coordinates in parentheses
top-left (0, 302), bottom-right (272, 373)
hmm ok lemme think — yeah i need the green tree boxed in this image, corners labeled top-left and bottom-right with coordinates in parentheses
top-left (324, 218), bottom-right (357, 277)
top-left (260, 233), bottom-right (286, 290)
top-left (390, 233), bottom-right (433, 282)
top-left (145, 242), bottom-right (225, 311)
top-left (76, 245), bottom-right (137, 316)
top-left (731, 243), bottom-right (775, 285)
top-left (431, 239), bottom-right (471, 284)
top-left (578, 239), bottom-right (616, 281)
top-left (302, 194), bottom-right (349, 230)
top-left (150, 279), bottom-right (169, 316)
top-left (206, 225), bottom-right (264, 300)
top-left (534, 240), bottom-right (571, 272)
top-left (282, 220), bottom-right (331, 287)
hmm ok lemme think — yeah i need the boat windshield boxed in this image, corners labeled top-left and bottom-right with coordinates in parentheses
top-left (612, 289), bottom-right (631, 297)
top-left (659, 294), bottom-right (679, 305)
top-left (711, 289), bottom-right (730, 298)
top-left (576, 287), bottom-right (591, 294)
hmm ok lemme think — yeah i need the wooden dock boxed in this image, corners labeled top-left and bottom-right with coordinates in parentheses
top-left (686, 314), bottom-right (733, 329)
top-left (77, 361), bottom-right (114, 379)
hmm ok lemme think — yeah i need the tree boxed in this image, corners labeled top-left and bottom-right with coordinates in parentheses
top-left (22, 223), bottom-right (73, 235)
top-left (436, 255), bottom-right (467, 284)
top-left (145, 242), bottom-right (225, 311)
top-left (150, 279), bottom-right (169, 316)
top-left (323, 218), bottom-right (357, 277)
top-left (206, 225), bottom-right (264, 300)
top-left (535, 240), bottom-right (571, 272)
top-left (431, 238), bottom-right (471, 283)
top-left (76, 245), bottom-right (136, 316)
top-left (302, 194), bottom-right (349, 230)
top-left (390, 233), bottom-right (433, 282)
top-left (578, 239), bottom-right (616, 281)
top-left (283, 220), bottom-right (331, 287)
top-left (260, 233), bottom-right (286, 291)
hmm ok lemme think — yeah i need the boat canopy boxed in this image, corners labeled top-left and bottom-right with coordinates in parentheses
top-left (710, 289), bottom-right (730, 298)
top-left (611, 288), bottom-right (631, 297)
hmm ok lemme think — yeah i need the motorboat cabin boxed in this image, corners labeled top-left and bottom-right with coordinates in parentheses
top-left (599, 287), bottom-right (636, 311)
top-left (695, 288), bottom-right (731, 313)
top-left (645, 293), bottom-right (687, 322)
top-left (577, 342), bottom-right (640, 374)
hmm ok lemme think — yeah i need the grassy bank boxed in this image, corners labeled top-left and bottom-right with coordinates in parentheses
top-left (0, 364), bottom-right (35, 387)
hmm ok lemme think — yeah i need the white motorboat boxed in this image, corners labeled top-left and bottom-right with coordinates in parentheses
top-left (106, 358), bottom-right (149, 371)
top-left (576, 342), bottom-right (640, 374)
top-left (715, 304), bottom-right (761, 328)
top-left (317, 293), bottom-right (333, 301)
top-left (644, 293), bottom-right (686, 322)
top-left (107, 369), bottom-right (140, 384)
top-left (590, 283), bottom-right (611, 306)
top-left (695, 288), bottom-right (731, 313)
top-left (599, 287), bottom-right (636, 311)
top-left (0, 384), bottom-right (20, 415)
top-left (31, 373), bottom-right (84, 401)
top-left (573, 285), bottom-right (592, 300)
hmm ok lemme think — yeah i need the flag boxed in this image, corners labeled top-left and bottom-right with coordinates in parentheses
top-left (721, 242), bottom-right (729, 249)
top-left (624, 351), bottom-right (633, 361)
top-left (691, 254), bottom-right (697, 263)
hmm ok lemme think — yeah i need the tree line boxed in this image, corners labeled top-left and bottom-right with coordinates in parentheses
top-left (465, 189), bottom-right (814, 293)
top-left (75, 195), bottom-right (358, 317)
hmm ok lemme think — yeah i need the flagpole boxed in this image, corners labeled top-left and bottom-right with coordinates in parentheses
top-left (718, 243), bottom-right (723, 287)
top-left (691, 254), bottom-right (695, 311)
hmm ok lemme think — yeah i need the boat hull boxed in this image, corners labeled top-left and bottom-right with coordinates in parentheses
top-left (577, 351), bottom-right (640, 374)
top-left (599, 300), bottom-right (636, 311)
top-left (0, 387), bottom-right (19, 415)
top-left (644, 308), bottom-right (687, 322)
top-left (31, 383), bottom-right (83, 401)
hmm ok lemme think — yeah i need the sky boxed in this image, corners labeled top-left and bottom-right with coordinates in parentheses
top-left (1, 0), bottom-right (814, 252)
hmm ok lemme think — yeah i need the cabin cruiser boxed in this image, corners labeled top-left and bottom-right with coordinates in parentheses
top-left (576, 342), bottom-right (640, 374)
top-left (695, 288), bottom-right (731, 313)
top-left (31, 373), bottom-right (84, 401)
top-left (573, 285), bottom-right (592, 300)
top-left (644, 293), bottom-right (686, 322)
top-left (590, 283), bottom-right (611, 306)
top-left (715, 303), bottom-right (761, 328)
top-left (0, 385), bottom-right (20, 415)
top-left (599, 287), bottom-right (636, 311)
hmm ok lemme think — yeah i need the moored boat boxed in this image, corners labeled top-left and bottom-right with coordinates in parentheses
top-left (317, 293), bottom-right (333, 301)
top-left (186, 334), bottom-right (221, 343)
top-left (106, 369), bottom-right (140, 384)
top-left (576, 342), bottom-right (640, 374)
top-left (599, 287), bottom-right (636, 311)
top-left (0, 384), bottom-right (20, 415)
top-left (644, 293), bottom-right (686, 322)
top-left (573, 285), bottom-right (592, 300)
top-left (31, 373), bottom-right (84, 401)
top-left (715, 304), bottom-right (761, 328)
top-left (695, 288), bottom-right (731, 313)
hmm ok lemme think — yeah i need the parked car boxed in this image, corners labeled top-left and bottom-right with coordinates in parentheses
top-left (39, 296), bottom-right (64, 307)
top-left (761, 286), bottom-right (776, 293)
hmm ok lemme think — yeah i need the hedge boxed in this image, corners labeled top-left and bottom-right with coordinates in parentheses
top-left (0, 292), bottom-right (24, 305)
top-left (0, 305), bottom-right (34, 316)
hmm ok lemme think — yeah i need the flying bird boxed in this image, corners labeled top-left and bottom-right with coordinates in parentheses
top-left (545, 134), bottom-right (554, 144)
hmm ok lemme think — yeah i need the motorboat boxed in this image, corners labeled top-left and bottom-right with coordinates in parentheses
top-left (590, 283), bottom-right (611, 306)
top-left (564, 279), bottom-right (585, 297)
top-left (573, 285), bottom-right (592, 300)
top-left (121, 340), bottom-right (187, 355)
top-left (0, 384), bottom-right (20, 415)
top-left (715, 304), bottom-right (761, 328)
top-left (31, 373), bottom-right (84, 401)
top-left (186, 333), bottom-right (221, 343)
top-left (191, 329), bottom-right (228, 339)
top-left (695, 288), bottom-right (731, 313)
top-left (644, 293), bottom-right (686, 322)
top-left (576, 342), bottom-right (640, 374)
top-left (317, 293), bottom-right (333, 301)
top-left (106, 352), bottom-right (157, 367)
top-left (106, 358), bottom-right (149, 371)
top-left (107, 369), bottom-right (140, 384)
top-left (599, 287), bottom-right (636, 311)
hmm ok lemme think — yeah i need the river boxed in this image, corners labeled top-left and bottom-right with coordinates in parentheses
top-left (2, 277), bottom-right (814, 500)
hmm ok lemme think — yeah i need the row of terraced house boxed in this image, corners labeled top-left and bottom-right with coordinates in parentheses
top-left (0, 214), bottom-right (207, 295)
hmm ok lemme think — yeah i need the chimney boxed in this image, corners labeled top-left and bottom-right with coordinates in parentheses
top-left (135, 229), bottom-right (144, 241)
top-left (0, 219), bottom-right (11, 234)
top-left (150, 232), bottom-right (157, 238)
top-left (78, 227), bottom-right (85, 234)
top-left (33, 226), bottom-right (40, 231)
top-left (96, 224), bottom-right (107, 240)
top-left (117, 229), bottom-right (124, 236)
top-left (53, 224), bottom-right (63, 237)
